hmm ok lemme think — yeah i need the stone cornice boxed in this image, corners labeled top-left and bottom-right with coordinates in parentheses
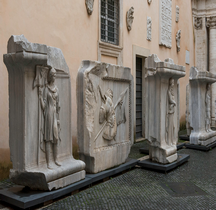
top-left (206, 16), bottom-right (216, 28)
top-left (192, 8), bottom-right (216, 18)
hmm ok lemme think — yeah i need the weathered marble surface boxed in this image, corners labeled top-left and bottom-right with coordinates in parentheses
top-left (4, 35), bottom-right (85, 191)
top-left (192, 1), bottom-right (216, 126)
top-left (145, 54), bottom-right (185, 164)
top-left (147, 17), bottom-right (152, 41)
top-left (126, 7), bottom-right (134, 31)
top-left (176, 30), bottom-right (181, 52)
top-left (77, 61), bottom-right (134, 173)
top-left (147, 0), bottom-right (152, 5)
top-left (207, 17), bottom-right (216, 126)
top-left (159, 0), bottom-right (172, 48)
top-left (85, 0), bottom-right (94, 15)
top-left (187, 67), bottom-right (216, 146)
top-left (176, 6), bottom-right (179, 23)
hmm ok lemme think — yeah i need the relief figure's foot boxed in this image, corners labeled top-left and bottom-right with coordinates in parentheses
top-left (55, 161), bottom-right (61, 167)
top-left (47, 164), bottom-right (54, 170)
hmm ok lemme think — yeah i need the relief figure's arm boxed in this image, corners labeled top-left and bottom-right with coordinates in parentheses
top-left (168, 90), bottom-right (176, 106)
top-left (39, 87), bottom-right (46, 111)
top-left (56, 90), bottom-right (60, 123)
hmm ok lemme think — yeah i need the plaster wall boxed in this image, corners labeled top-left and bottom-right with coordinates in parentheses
top-left (0, 0), bottom-right (194, 161)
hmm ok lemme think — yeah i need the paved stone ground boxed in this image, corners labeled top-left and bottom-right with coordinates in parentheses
top-left (2, 140), bottom-right (216, 209)
top-left (41, 148), bottom-right (216, 210)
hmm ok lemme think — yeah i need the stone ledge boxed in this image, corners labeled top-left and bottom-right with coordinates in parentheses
top-left (0, 159), bottom-right (139, 209)
top-left (139, 143), bottom-right (185, 155)
top-left (137, 154), bottom-right (190, 173)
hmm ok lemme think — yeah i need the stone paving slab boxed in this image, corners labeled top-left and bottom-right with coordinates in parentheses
top-left (41, 149), bottom-right (216, 210)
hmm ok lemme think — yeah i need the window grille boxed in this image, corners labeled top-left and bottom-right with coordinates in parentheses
top-left (101, 0), bottom-right (119, 45)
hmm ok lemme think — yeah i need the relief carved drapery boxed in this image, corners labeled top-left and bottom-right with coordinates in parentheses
top-left (165, 78), bottom-right (176, 146)
top-left (126, 7), bottom-right (134, 31)
top-left (34, 66), bottom-right (61, 169)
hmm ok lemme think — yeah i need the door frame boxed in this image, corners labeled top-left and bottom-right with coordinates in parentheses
top-left (132, 45), bottom-right (150, 142)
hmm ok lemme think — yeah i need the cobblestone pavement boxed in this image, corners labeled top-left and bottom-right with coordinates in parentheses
top-left (1, 140), bottom-right (216, 210)
top-left (41, 148), bottom-right (216, 210)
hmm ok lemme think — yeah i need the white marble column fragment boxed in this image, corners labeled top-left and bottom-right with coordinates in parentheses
top-left (207, 17), bottom-right (216, 126)
top-left (188, 67), bottom-right (216, 146)
top-left (145, 55), bottom-right (185, 164)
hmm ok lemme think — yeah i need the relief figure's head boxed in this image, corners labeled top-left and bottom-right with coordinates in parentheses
top-left (169, 78), bottom-right (174, 88)
top-left (48, 68), bottom-right (57, 84)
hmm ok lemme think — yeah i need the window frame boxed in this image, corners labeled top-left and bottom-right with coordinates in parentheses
top-left (98, 0), bottom-right (123, 65)
top-left (100, 0), bottom-right (119, 45)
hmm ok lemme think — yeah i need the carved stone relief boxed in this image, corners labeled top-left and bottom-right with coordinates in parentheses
top-left (176, 30), bottom-right (181, 52)
top-left (126, 7), bottom-right (134, 31)
top-left (4, 35), bottom-right (86, 191)
top-left (147, 0), bottom-right (152, 5)
top-left (159, 0), bottom-right (172, 48)
top-left (145, 54), bottom-right (186, 164)
top-left (165, 78), bottom-right (176, 145)
top-left (206, 16), bottom-right (216, 28)
top-left (34, 67), bottom-right (62, 169)
top-left (188, 67), bottom-right (216, 146)
top-left (147, 17), bottom-right (152, 41)
top-left (77, 61), bottom-right (134, 173)
top-left (194, 17), bottom-right (202, 30)
top-left (205, 84), bottom-right (211, 132)
top-left (85, 0), bottom-right (94, 15)
top-left (176, 6), bottom-right (179, 23)
top-left (98, 87), bottom-right (127, 141)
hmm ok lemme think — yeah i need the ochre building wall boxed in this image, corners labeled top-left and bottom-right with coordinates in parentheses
top-left (0, 0), bottom-right (194, 162)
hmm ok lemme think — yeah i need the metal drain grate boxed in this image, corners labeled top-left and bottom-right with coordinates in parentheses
top-left (160, 182), bottom-right (207, 197)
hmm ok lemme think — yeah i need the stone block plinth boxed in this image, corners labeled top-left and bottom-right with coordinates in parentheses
top-left (145, 54), bottom-right (185, 164)
top-left (77, 61), bottom-right (134, 173)
top-left (188, 67), bottom-right (216, 146)
top-left (3, 35), bottom-right (85, 191)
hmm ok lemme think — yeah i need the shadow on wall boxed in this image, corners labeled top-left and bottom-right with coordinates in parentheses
top-left (180, 115), bottom-right (186, 131)
top-left (0, 148), bottom-right (12, 181)
top-left (72, 136), bottom-right (79, 160)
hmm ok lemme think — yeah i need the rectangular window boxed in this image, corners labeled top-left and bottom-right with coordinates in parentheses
top-left (101, 0), bottom-right (119, 45)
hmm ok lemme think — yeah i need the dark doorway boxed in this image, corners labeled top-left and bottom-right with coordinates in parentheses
top-left (136, 57), bottom-right (143, 140)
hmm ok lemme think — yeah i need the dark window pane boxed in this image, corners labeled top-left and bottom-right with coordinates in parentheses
top-left (101, 0), bottom-right (119, 45)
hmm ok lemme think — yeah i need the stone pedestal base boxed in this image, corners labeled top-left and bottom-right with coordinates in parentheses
top-left (10, 158), bottom-right (85, 191)
top-left (140, 143), bottom-right (185, 155)
top-left (190, 130), bottom-right (216, 146)
top-left (138, 154), bottom-right (190, 173)
top-left (149, 145), bottom-right (177, 164)
top-left (79, 142), bottom-right (131, 174)
top-left (185, 140), bottom-right (216, 151)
